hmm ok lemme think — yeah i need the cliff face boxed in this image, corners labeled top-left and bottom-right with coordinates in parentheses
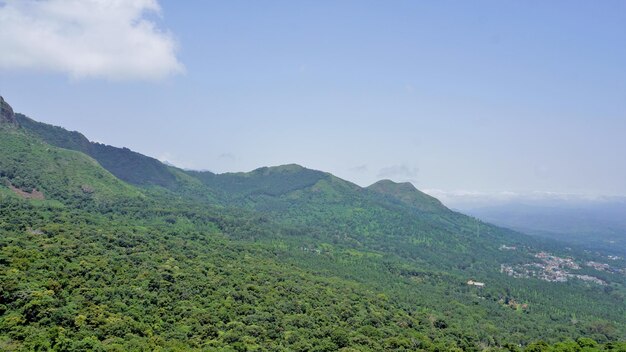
top-left (0, 96), bottom-right (16, 125)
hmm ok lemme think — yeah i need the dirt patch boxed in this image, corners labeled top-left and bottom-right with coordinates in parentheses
top-left (8, 184), bottom-right (45, 200)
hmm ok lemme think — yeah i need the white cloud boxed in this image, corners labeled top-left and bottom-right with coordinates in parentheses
top-left (0, 0), bottom-right (183, 80)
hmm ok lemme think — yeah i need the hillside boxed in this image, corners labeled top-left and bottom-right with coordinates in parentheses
top-left (1, 98), bottom-right (625, 351)
top-left (0, 125), bottom-right (142, 205)
top-left (15, 114), bottom-right (180, 188)
top-left (187, 164), bottom-right (330, 201)
top-left (367, 179), bottom-right (448, 213)
top-left (190, 165), bottom-right (528, 272)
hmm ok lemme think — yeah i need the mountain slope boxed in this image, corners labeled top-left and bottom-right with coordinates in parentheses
top-left (1, 97), bottom-right (625, 350)
top-left (15, 114), bottom-right (179, 188)
top-left (367, 179), bottom-right (448, 213)
top-left (0, 124), bottom-right (141, 204)
top-left (187, 164), bottom-right (330, 200)
top-left (191, 165), bottom-right (528, 272)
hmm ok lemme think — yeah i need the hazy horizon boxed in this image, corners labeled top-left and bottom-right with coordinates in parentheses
top-left (2, 0), bottom-right (625, 198)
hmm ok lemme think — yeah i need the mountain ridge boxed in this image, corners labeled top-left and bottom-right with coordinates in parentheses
top-left (367, 179), bottom-right (448, 213)
top-left (14, 113), bottom-right (179, 188)
top-left (10, 104), bottom-right (449, 213)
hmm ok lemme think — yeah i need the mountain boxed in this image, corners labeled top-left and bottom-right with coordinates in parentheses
top-left (189, 165), bottom-right (533, 275)
top-left (367, 179), bottom-right (448, 213)
top-left (1, 97), bottom-right (625, 351)
top-left (187, 164), bottom-right (331, 200)
top-left (15, 114), bottom-right (180, 188)
top-left (1, 117), bottom-right (141, 205)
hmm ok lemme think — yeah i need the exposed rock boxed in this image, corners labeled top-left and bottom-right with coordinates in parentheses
top-left (81, 184), bottom-right (95, 194)
top-left (0, 96), bottom-right (16, 125)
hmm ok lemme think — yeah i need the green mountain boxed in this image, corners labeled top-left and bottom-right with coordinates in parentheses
top-left (1, 97), bottom-right (625, 351)
top-left (187, 164), bottom-right (330, 200)
top-left (0, 123), bottom-right (141, 205)
top-left (189, 164), bottom-right (521, 274)
top-left (15, 114), bottom-right (179, 188)
top-left (367, 179), bottom-right (447, 213)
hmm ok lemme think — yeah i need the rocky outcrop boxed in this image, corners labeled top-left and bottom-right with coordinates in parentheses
top-left (0, 96), bottom-right (16, 124)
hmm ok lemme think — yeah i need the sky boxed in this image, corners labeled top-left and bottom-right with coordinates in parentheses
top-left (1, 0), bottom-right (625, 203)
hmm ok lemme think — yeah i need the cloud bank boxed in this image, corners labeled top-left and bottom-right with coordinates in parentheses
top-left (0, 0), bottom-right (183, 80)
top-left (423, 189), bottom-right (626, 209)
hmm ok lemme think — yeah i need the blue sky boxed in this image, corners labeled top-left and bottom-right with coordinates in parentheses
top-left (1, 0), bottom-right (625, 199)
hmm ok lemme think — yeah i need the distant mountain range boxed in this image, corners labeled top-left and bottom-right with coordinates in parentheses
top-left (461, 201), bottom-right (626, 256)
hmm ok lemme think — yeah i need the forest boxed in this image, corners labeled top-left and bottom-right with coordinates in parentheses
top-left (1, 111), bottom-right (625, 351)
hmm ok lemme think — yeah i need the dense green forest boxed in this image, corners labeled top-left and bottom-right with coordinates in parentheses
top-left (1, 104), bottom-right (625, 351)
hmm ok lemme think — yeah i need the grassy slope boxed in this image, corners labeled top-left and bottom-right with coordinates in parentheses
top-left (0, 125), bottom-right (142, 204)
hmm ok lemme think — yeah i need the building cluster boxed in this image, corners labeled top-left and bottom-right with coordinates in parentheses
top-left (501, 252), bottom-right (607, 285)
top-left (586, 261), bottom-right (626, 275)
top-left (572, 274), bottom-right (606, 285)
top-left (534, 252), bottom-right (580, 269)
top-left (586, 261), bottom-right (611, 272)
top-left (467, 280), bottom-right (485, 287)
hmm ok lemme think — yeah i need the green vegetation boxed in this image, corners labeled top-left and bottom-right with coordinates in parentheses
top-left (16, 114), bottom-right (179, 188)
top-left (0, 126), bottom-right (141, 204)
top-left (0, 112), bottom-right (625, 351)
top-left (367, 179), bottom-right (446, 213)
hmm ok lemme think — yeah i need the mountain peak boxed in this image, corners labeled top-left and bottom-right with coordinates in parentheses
top-left (0, 96), bottom-right (16, 125)
top-left (255, 164), bottom-right (307, 173)
top-left (371, 179), bottom-right (417, 190)
top-left (367, 179), bottom-right (447, 213)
